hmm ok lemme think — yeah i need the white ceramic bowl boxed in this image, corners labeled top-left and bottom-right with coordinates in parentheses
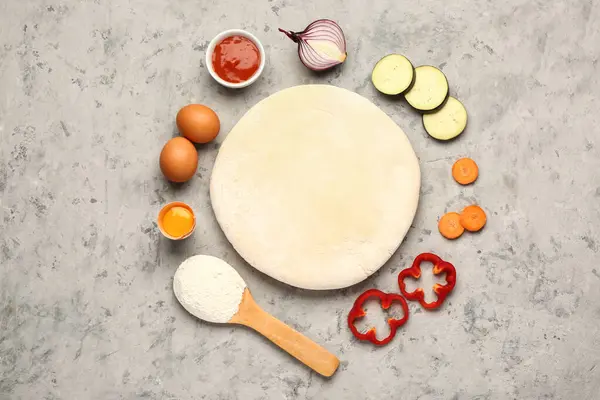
top-left (205, 29), bottom-right (265, 89)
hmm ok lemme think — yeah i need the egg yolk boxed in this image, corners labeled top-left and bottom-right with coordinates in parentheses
top-left (162, 206), bottom-right (194, 238)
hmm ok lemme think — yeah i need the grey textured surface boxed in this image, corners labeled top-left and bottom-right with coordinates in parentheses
top-left (1, 0), bottom-right (600, 399)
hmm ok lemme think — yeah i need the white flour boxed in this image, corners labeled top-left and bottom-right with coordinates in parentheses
top-left (173, 255), bottom-right (247, 323)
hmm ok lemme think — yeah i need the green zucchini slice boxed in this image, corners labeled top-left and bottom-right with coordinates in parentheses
top-left (371, 54), bottom-right (415, 95)
top-left (404, 66), bottom-right (449, 111)
top-left (422, 96), bottom-right (467, 140)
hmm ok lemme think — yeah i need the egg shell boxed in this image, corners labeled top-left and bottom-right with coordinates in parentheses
top-left (176, 104), bottom-right (221, 144)
top-left (159, 137), bottom-right (198, 182)
top-left (158, 201), bottom-right (196, 240)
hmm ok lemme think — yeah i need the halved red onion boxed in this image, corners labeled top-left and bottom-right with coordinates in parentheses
top-left (279, 19), bottom-right (347, 71)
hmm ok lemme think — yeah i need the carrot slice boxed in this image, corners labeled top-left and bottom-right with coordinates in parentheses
top-left (459, 205), bottom-right (487, 232)
top-left (452, 158), bottom-right (479, 185)
top-left (438, 212), bottom-right (465, 239)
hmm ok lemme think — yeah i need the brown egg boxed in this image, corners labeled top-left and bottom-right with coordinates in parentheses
top-left (159, 137), bottom-right (198, 182)
top-left (176, 104), bottom-right (220, 144)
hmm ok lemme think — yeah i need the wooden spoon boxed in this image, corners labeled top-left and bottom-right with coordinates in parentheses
top-left (230, 288), bottom-right (339, 377)
top-left (173, 255), bottom-right (339, 377)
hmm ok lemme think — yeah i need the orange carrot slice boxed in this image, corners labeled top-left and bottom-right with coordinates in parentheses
top-left (438, 212), bottom-right (465, 239)
top-left (452, 158), bottom-right (479, 185)
top-left (460, 205), bottom-right (487, 232)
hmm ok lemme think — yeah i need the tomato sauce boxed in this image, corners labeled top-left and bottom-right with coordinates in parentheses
top-left (212, 35), bottom-right (261, 83)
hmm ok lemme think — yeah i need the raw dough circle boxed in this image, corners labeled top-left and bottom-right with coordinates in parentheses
top-left (210, 85), bottom-right (420, 290)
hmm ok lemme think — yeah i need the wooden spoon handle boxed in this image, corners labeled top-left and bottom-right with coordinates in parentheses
top-left (230, 289), bottom-right (339, 377)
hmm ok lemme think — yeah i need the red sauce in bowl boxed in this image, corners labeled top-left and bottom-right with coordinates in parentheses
top-left (212, 35), bottom-right (261, 84)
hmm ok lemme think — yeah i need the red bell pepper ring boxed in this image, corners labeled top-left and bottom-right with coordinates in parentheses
top-left (347, 289), bottom-right (409, 346)
top-left (398, 253), bottom-right (456, 310)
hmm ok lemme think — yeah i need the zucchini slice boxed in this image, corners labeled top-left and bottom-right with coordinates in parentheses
top-left (371, 54), bottom-right (415, 95)
top-left (422, 96), bottom-right (467, 140)
top-left (404, 66), bottom-right (449, 111)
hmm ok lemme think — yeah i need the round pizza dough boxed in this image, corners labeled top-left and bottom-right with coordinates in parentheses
top-left (210, 85), bottom-right (420, 290)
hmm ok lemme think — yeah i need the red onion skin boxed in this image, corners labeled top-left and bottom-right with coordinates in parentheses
top-left (278, 28), bottom-right (299, 43)
top-left (278, 20), bottom-right (347, 71)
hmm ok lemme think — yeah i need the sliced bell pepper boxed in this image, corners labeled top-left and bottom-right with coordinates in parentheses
top-left (397, 253), bottom-right (456, 310)
top-left (347, 289), bottom-right (409, 346)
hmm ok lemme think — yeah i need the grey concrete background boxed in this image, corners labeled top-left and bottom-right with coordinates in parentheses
top-left (1, 0), bottom-right (599, 399)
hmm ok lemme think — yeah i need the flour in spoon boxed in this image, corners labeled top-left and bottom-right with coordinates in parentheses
top-left (173, 255), bottom-right (247, 323)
